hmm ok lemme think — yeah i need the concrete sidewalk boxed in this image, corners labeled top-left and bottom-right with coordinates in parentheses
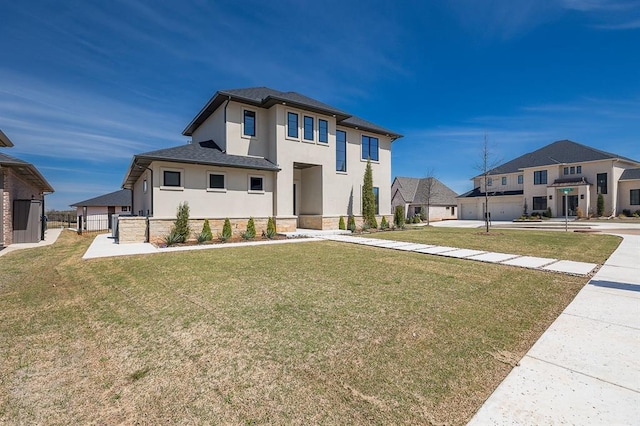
top-left (468, 234), bottom-right (640, 425)
top-left (0, 228), bottom-right (63, 257)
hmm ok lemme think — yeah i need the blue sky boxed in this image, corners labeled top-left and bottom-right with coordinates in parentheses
top-left (1, 0), bottom-right (639, 210)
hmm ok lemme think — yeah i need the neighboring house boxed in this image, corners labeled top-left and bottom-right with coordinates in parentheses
top-left (391, 177), bottom-right (458, 221)
top-left (457, 139), bottom-right (640, 221)
top-left (121, 87), bottom-right (402, 242)
top-left (0, 130), bottom-right (54, 246)
top-left (70, 189), bottom-right (132, 231)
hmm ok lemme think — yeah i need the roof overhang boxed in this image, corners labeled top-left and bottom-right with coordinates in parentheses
top-left (0, 130), bottom-right (14, 147)
top-left (0, 162), bottom-right (54, 193)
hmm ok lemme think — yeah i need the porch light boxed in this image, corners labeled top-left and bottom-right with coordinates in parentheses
top-left (581, 194), bottom-right (584, 199)
top-left (549, 195), bottom-right (553, 200)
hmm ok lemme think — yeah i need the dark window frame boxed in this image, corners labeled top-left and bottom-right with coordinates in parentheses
top-left (249, 176), bottom-right (264, 192)
top-left (163, 170), bottom-right (181, 187)
top-left (318, 119), bottom-right (328, 143)
top-left (303, 115), bottom-right (314, 141)
top-left (533, 196), bottom-right (547, 211)
top-left (208, 173), bottom-right (225, 190)
top-left (373, 187), bottom-right (379, 215)
top-left (597, 173), bottom-right (608, 194)
top-left (287, 112), bottom-right (299, 138)
top-left (630, 189), bottom-right (640, 205)
top-left (534, 170), bottom-right (548, 185)
top-left (336, 130), bottom-right (347, 172)
top-left (243, 110), bottom-right (256, 137)
top-left (361, 135), bottom-right (379, 161)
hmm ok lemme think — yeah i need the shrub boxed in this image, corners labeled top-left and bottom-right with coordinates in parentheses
top-left (419, 211), bottom-right (427, 221)
top-left (597, 193), bottom-right (604, 217)
top-left (544, 207), bottom-right (552, 218)
top-left (634, 211), bottom-right (640, 218)
top-left (220, 218), bottom-right (232, 241)
top-left (393, 205), bottom-right (405, 227)
top-left (576, 206), bottom-right (584, 218)
top-left (361, 221), bottom-right (370, 232)
top-left (164, 230), bottom-right (182, 247)
top-left (622, 209), bottom-right (631, 217)
top-left (266, 217), bottom-right (277, 239)
top-left (196, 231), bottom-right (210, 243)
top-left (245, 217), bottom-right (256, 239)
top-left (171, 202), bottom-right (191, 242)
top-left (347, 215), bottom-right (356, 232)
top-left (338, 216), bottom-right (346, 230)
top-left (413, 215), bottom-right (421, 224)
top-left (201, 219), bottom-right (213, 241)
top-left (362, 159), bottom-right (377, 229)
top-left (380, 216), bottom-right (388, 229)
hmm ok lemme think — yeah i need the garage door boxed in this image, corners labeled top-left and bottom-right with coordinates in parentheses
top-left (488, 201), bottom-right (521, 221)
top-left (460, 203), bottom-right (477, 220)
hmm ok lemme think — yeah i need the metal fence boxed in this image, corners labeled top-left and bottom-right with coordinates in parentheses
top-left (77, 214), bottom-right (113, 235)
top-left (46, 212), bottom-right (77, 229)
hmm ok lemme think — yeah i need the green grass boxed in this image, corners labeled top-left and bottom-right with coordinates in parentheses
top-left (373, 226), bottom-right (620, 263)
top-left (0, 230), bottom-right (618, 424)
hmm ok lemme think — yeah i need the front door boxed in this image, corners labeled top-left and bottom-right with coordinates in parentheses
top-left (562, 195), bottom-right (579, 216)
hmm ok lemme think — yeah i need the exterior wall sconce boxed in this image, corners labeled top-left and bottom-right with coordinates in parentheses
top-left (549, 195), bottom-right (553, 200)
top-left (581, 194), bottom-right (584, 199)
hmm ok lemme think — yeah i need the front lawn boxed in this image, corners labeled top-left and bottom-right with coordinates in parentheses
top-left (0, 230), bottom-right (608, 424)
top-left (372, 226), bottom-right (620, 264)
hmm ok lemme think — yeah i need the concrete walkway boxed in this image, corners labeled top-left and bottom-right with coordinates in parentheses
top-left (468, 233), bottom-right (640, 425)
top-left (0, 228), bottom-right (63, 257)
top-left (319, 234), bottom-right (598, 276)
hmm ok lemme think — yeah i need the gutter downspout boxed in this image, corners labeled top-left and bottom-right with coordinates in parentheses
top-left (223, 96), bottom-right (231, 153)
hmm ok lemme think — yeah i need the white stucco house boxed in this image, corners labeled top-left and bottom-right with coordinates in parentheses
top-left (120, 87), bottom-right (402, 242)
top-left (70, 189), bottom-right (132, 231)
top-left (457, 140), bottom-right (640, 221)
top-left (391, 177), bottom-right (458, 221)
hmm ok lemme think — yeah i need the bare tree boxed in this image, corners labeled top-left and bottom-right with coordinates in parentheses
top-left (421, 169), bottom-right (438, 226)
top-left (476, 134), bottom-right (501, 233)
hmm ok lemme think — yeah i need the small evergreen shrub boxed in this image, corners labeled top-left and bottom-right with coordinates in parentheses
top-left (164, 230), bottom-right (182, 247)
top-left (338, 216), bottom-right (346, 230)
top-left (393, 206), bottom-right (405, 227)
top-left (201, 219), bottom-right (213, 241)
top-left (597, 194), bottom-right (604, 217)
top-left (266, 217), bottom-right (277, 239)
top-left (380, 216), bottom-right (388, 229)
top-left (172, 202), bottom-right (191, 242)
top-left (245, 217), bottom-right (256, 239)
top-left (347, 215), bottom-right (356, 232)
top-left (219, 217), bottom-right (232, 241)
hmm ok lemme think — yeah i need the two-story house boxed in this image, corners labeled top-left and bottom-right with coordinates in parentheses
top-left (457, 140), bottom-right (640, 220)
top-left (120, 87), bottom-right (401, 243)
top-left (1, 130), bottom-right (54, 246)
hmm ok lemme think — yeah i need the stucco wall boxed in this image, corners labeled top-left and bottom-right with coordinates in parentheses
top-left (618, 180), bottom-right (640, 213)
top-left (1, 168), bottom-right (44, 246)
top-left (191, 105), bottom-right (226, 151)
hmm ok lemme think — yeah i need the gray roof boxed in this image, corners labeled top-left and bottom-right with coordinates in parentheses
top-left (394, 177), bottom-right (458, 205)
top-left (0, 129), bottom-right (14, 147)
top-left (122, 140), bottom-right (279, 188)
top-left (484, 140), bottom-right (640, 176)
top-left (182, 86), bottom-right (402, 139)
top-left (71, 189), bottom-right (131, 208)
top-left (0, 151), bottom-right (54, 192)
top-left (620, 168), bottom-right (640, 181)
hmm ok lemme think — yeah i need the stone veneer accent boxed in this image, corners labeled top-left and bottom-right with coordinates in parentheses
top-left (298, 215), bottom-right (389, 230)
top-left (117, 216), bottom-right (148, 243)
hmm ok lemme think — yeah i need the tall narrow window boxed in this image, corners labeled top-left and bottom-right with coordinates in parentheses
top-left (336, 130), bottom-right (347, 172)
top-left (563, 167), bottom-right (569, 175)
top-left (303, 116), bottom-right (314, 141)
top-left (361, 135), bottom-right (379, 161)
top-left (318, 119), bottom-right (328, 143)
top-left (517, 175), bottom-right (523, 184)
top-left (373, 187), bottom-right (379, 215)
top-left (597, 173), bottom-right (608, 194)
top-left (631, 189), bottom-right (640, 205)
top-left (501, 177), bottom-right (507, 185)
top-left (287, 112), bottom-right (298, 138)
top-left (243, 110), bottom-right (256, 137)
top-left (487, 177), bottom-right (493, 187)
top-left (577, 166), bottom-right (582, 174)
top-left (570, 166), bottom-right (575, 174)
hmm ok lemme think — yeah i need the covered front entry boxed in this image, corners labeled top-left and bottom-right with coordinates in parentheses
top-left (561, 195), bottom-right (579, 216)
top-left (13, 199), bottom-right (42, 243)
top-left (293, 162), bottom-right (323, 229)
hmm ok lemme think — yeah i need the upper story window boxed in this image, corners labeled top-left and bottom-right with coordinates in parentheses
top-left (243, 110), bottom-right (256, 137)
top-left (318, 119), bottom-right (328, 143)
top-left (534, 170), bottom-right (547, 185)
top-left (208, 173), bottom-right (226, 191)
top-left (597, 173), bottom-right (608, 194)
top-left (163, 170), bottom-right (181, 187)
top-left (303, 116), bottom-right (314, 141)
top-left (336, 130), bottom-right (347, 172)
top-left (287, 112), bottom-right (299, 138)
top-left (361, 135), bottom-right (379, 161)
top-left (487, 177), bottom-right (493, 187)
top-left (249, 175), bottom-right (264, 193)
top-left (577, 166), bottom-right (582, 174)
top-left (517, 175), bottom-right (523, 184)
top-left (564, 167), bottom-right (569, 175)
top-left (501, 177), bottom-right (507, 185)
top-left (570, 166), bottom-right (575, 174)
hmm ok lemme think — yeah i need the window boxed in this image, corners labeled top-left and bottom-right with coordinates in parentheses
top-left (533, 196), bottom-right (547, 211)
top-left (577, 166), bottom-right (582, 174)
top-left (318, 119), bottom-right (328, 143)
top-left (597, 173), bottom-right (608, 194)
top-left (570, 166), bottom-right (575, 174)
top-left (631, 189), bottom-right (640, 205)
top-left (208, 173), bottom-right (225, 190)
top-left (451, 206), bottom-right (455, 215)
top-left (487, 177), bottom-right (493, 187)
top-left (373, 187), bottom-right (379, 215)
top-left (303, 115), bottom-right (314, 141)
top-left (414, 206), bottom-right (422, 215)
top-left (563, 167), bottom-right (569, 175)
top-left (501, 177), bottom-right (507, 185)
top-left (534, 170), bottom-right (547, 185)
top-left (336, 130), bottom-right (347, 172)
top-left (243, 110), bottom-right (256, 137)
top-left (249, 176), bottom-right (264, 192)
top-left (361, 135), bottom-right (379, 161)
top-left (121, 206), bottom-right (129, 212)
top-left (287, 112), bottom-right (298, 138)
top-left (163, 170), bottom-right (181, 187)
top-left (518, 175), bottom-right (523, 184)
top-left (143, 179), bottom-right (148, 193)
